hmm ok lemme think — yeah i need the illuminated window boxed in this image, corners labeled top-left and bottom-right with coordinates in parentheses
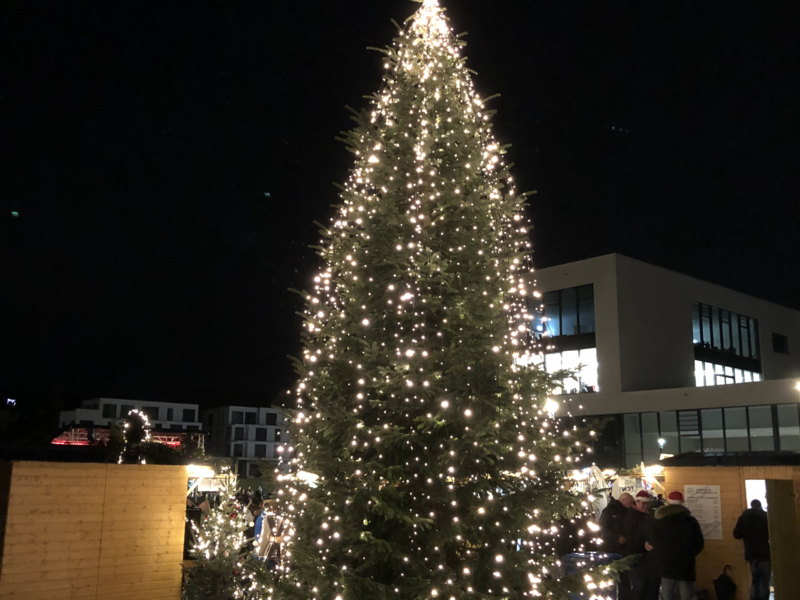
top-left (694, 360), bottom-right (760, 387)
top-left (542, 348), bottom-right (598, 394)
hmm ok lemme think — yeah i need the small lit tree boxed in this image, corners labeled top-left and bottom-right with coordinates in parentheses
top-left (183, 479), bottom-right (263, 600)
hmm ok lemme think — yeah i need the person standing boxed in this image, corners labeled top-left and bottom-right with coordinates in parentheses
top-left (734, 499), bottom-right (771, 600)
top-left (600, 492), bottom-right (635, 554)
top-left (623, 490), bottom-right (659, 600)
top-left (651, 491), bottom-right (705, 600)
top-left (600, 492), bottom-right (635, 600)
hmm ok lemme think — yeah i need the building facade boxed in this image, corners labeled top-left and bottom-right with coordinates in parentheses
top-left (201, 406), bottom-right (289, 478)
top-left (58, 398), bottom-right (201, 431)
top-left (525, 254), bottom-right (800, 467)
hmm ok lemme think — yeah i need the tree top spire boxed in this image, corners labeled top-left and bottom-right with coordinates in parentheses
top-left (411, 0), bottom-right (450, 43)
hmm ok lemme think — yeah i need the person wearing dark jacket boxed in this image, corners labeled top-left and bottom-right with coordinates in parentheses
top-left (623, 490), bottom-right (659, 600)
top-left (599, 492), bottom-right (634, 600)
top-left (599, 492), bottom-right (634, 554)
top-left (651, 491), bottom-right (705, 600)
top-left (733, 499), bottom-right (771, 600)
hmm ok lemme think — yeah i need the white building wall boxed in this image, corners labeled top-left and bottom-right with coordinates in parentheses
top-left (201, 406), bottom-right (291, 477)
top-left (532, 254), bottom-right (623, 394)
top-left (58, 398), bottom-right (202, 430)
top-left (614, 255), bottom-right (800, 391)
top-left (531, 254), bottom-right (800, 402)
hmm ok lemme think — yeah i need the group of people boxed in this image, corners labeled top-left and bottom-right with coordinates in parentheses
top-left (600, 490), bottom-right (771, 600)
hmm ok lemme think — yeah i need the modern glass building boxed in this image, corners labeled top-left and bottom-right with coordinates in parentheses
top-left (526, 254), bottom-right (800, 468)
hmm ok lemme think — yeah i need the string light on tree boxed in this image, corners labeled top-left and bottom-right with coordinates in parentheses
top-left (269, 1), bottom-right (614, 598)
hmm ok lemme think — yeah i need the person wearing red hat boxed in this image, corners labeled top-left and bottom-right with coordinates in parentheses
top-left (622, 490), bottom-right (660, 600)
top-left (651, 491), bottom-right (705, 600)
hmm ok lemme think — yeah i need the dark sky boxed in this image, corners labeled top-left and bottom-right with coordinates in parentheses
top-left (1, 1), bottom-right (798, 408)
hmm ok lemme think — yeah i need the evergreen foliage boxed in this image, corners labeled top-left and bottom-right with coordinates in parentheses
top-left (270, 1), bottom-right (598, 598)
top-left (183, 480), bottom-right (263, 600)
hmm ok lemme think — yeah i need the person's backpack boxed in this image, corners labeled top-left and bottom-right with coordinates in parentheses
top-left (713, 565), bottom-right (737, 600)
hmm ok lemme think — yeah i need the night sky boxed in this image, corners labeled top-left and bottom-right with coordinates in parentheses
top-left (2, 1), bottom-right (798, 410)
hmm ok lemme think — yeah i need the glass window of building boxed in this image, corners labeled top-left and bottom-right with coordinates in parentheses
top-left (266, 412), bottom-right (278, 426)
top-left (102, 404), bottom-right (117, 419)
top-left (254, 444), bottom-right (267, 458)
top-left (748, 406), bottom-right (774, 451)
top-left (777, 404), bottom-right (800, 450)
top-left (255, 428), bottom-right (268, 442)
top-left (694, 360), bottom-right (760, 387)
top-left (231, 411), bottom-right (244, 425)
top-left (641, 413), bottom-right (661, 463)
top-left (167, 408), bottom-right (174, 421)
top-left (143, 406), bottom-right (160, 420)
top-left (724, 407), bottom-right (749, 451)
top-left (233, 426), bottom-right (245, 441)
top-left (538, 285), bottom-right (595, 338)
top-left (701, 409), bottom-right (725, 452)
top-left (120, 405), bottom-right (133, 417)
top-left (678, 410), bottom-right (701, 453)
top-left (578, 285), bottom-right (595, 333)
top-left (233, 444), bottom-right (244, 458)
top-left (692, 302), bottom-right (760, 361)
top-left (245, 412), bottom-right (257, 425)
top-left (621, 404), bottom-right (788, 466)
top-left (660, 411), bottom-right (679, 456)
top-left (624, 414), bottom-right (642, 467)
top-left (560, 287), bottom-right (578, 336)
top-left (772, 333), bottom-right (790, 355)
top-left (543, 348), bottom-right (598, 394)
top-left (183, 409), bottom-right (196, 423)
top-left (274, 428), bottom-right (282, 442)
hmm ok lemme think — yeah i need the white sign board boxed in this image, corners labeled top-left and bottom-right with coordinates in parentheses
top-left (611, 477), bottom-right (643, 498)
top-left (684, 484), bottom-right (722, 540)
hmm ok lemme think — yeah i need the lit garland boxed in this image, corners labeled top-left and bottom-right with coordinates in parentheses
top-left (118, 408), bottom-right (152, 464)
top-left (265, 1), bottom-right (615, 599)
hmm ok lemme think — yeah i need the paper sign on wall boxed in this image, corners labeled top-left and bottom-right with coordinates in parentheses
top-left (684, 484), bottom-right (723, 540)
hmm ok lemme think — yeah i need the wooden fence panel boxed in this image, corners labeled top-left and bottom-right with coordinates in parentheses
top-left (0, 461), bottom-right (187, 600)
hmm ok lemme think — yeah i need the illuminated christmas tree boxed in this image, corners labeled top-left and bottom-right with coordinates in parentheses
top-left (272, 1), bottom-right (599, 598)
top-left (183, 480), bottom-right (262, 600)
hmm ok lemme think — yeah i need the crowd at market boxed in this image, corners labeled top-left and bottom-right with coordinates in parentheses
top-left (184, 487), bottom-right (284, 567)
top-left (599, 490), bottom-right (771, 600)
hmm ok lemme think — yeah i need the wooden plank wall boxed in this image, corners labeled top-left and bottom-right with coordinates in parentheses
top-left (664, 466), bottom-right (800, 600)
top-left (0, 462), bottom-right (187, 600)
top-left (663, 466), bottom-right (748, 598)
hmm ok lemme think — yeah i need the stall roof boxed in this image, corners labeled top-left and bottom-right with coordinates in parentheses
top-left (659, 451), bottom-right (800, 467)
